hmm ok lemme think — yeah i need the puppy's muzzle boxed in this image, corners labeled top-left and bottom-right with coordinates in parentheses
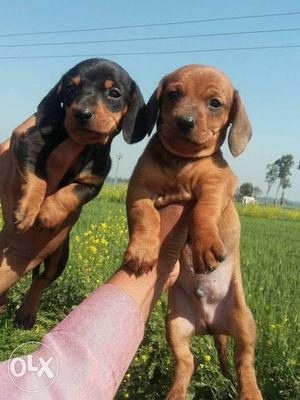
top-left (175, 115), bottom-right (196, 132)
top-left (73, 107), bottom-right (94, 125)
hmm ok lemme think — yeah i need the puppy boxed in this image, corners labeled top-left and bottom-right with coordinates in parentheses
top-left (124, 65), bottom-right (262, 399)
top-left (0, 58), bottom-right (147, 328)
top-left (13, 58), bottom-right (146, 232)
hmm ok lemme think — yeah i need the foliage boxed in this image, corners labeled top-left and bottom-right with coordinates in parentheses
top-left (235, 203), bottom-right (300, 221)
top-left (0, 188), bottom-right (299, 399)
top-left (275, 155), bottom-right (295, 180)
top-left (235, 182), bottom-right (253, 201)
top-left (253, 186), bottom-right (262, 197)
top-left (99, 183), bottom-right (127, 203)
top-left (264, 163), bottom-right (279, 203)
top-left (274, 155), bottom-right (294, 205)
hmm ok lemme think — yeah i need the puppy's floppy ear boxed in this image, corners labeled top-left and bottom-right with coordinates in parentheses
top-left (145, 83), bottom-right (163, 136)
top-left (228, 90), bottom-right (252, 157)
top-left (36, 81), bottom-right (64, 128)
top-left (122, 82), bottom-right (147, 144)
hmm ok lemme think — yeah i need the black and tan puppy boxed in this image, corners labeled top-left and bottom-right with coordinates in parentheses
top-left (0, 58), bottom-right (147, 328)
top-left (125, 65), bottom-right (262, 399)
top-left (13, 58), bottom-right (146, 232)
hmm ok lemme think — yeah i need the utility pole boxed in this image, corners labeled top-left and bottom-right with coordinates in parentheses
top-left (114, 153), bottom-right (123, 189)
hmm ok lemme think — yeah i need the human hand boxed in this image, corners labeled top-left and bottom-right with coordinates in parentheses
top-left (109, 203), bottom-right (192, 321)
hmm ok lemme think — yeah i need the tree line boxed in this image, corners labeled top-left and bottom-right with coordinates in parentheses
top-left (236, 154), bottom-right (298, 205)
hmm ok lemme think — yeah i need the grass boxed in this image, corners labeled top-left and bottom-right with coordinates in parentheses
top-left (240, 216), bottom-right (299, 400)
top-left (0, 185), bottom-right (299, 399)
top-left (236, 202), bottom-right (300, 221)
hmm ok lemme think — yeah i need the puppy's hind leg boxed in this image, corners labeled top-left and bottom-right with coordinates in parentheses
top-left (0, 258), bottom-right (26, 313)
top-left (166, 286), bottom-right (196, 400)
top-left (0, 246), bottom-right (27, 297)
top-left (0, 290), bottom-right (8, 314)
top-left (16, 236), bottom-right (70, 329)
top-left (214, 334), bottom-right (229, 378)
top-left (231, 307), bottom-right (262, 400)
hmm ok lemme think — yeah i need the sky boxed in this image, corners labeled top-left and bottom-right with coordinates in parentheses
top-left (0, 1), bottom-right (299, 201)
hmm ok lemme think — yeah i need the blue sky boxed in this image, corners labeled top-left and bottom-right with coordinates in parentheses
top-left (0, 1), bottom-right (299, 200)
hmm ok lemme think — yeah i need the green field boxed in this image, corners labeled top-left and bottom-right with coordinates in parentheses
top-left (0, 185), bottom-right (299, 399)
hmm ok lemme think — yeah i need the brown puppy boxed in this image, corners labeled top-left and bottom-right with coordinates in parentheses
top-left (125, 65), bottom-right (262, 399)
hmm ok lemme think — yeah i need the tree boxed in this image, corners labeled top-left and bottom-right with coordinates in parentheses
top-left (264, 163), bottom-right (279, 204)
top-left (279, 176), bottom-right (291, 206)
top-left (274, 154), bottom-right (294, 205)
top-left (253, 186), bottom-right (263, 197)
top-left (236, 182), bottom-right (254, 201)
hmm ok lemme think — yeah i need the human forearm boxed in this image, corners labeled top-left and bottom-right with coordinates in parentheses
top-left (109, 204), bottom-right (189, 321)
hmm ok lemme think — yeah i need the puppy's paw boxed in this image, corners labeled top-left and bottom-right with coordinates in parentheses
top-left (15, 308), bottom-right (37, 330)
top-left (238, 387), bottom-right (263, 400)
top-left (37, 200), bottom-right (66, 230)
top-left (192, 235), bottom-right (226, 273)
top-left (238, 393), bottom-right (262, 400)
top-left (123, 240), bottom-right (159, 273)
top-left (165, 389), bottom-right (186, 400)
top-left (14, 201), bottom-right (40, 232)
top-left (0, 304), bottom-right (8, 314)
top-left (0, 293), bottom-right (8, 314)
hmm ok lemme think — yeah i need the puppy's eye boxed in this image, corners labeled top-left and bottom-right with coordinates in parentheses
top-left (167, 90), bottom-right (181, 102)
top-left (208, 98), bottom-right (222, 109)
top-left (107, 88), bottom-right (122, 99)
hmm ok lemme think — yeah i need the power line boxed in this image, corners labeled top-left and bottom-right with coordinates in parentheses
top-left (0, 27), bottom-right (299, 48)
top-left (0, 11), bottom-right (300, 38)
top-left (0, 44), bottom-right (299, 59)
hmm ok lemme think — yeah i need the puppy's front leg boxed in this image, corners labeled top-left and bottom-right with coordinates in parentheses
top-left (38, 177), bottom-right (103, 230)
top-left (12, 128), bottom-right (48, 231)
top-left (190, 180), bottom-right (228, 273)
top-left (124, 195), bottom-right (160, 273)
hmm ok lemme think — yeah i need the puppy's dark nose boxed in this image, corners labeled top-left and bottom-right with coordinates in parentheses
top-left (176, 115), bottom-right (196, 131)
top-left (73, 108), bottom-right (94, 123)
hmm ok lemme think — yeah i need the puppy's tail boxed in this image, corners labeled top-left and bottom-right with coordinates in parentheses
top-left (214, 334), bottom-right (229, 378)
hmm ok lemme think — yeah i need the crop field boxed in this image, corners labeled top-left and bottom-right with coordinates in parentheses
top-left (0, 184), bottom-right (299, 399)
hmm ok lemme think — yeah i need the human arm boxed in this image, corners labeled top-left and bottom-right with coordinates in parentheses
top-left (0, 204), bottom-right (189, 400)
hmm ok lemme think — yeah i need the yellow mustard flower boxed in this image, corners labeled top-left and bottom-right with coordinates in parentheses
top-left (204, 355), bottom-right (211, 363)
top-left (89, 246), bottom-right (97, 254)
